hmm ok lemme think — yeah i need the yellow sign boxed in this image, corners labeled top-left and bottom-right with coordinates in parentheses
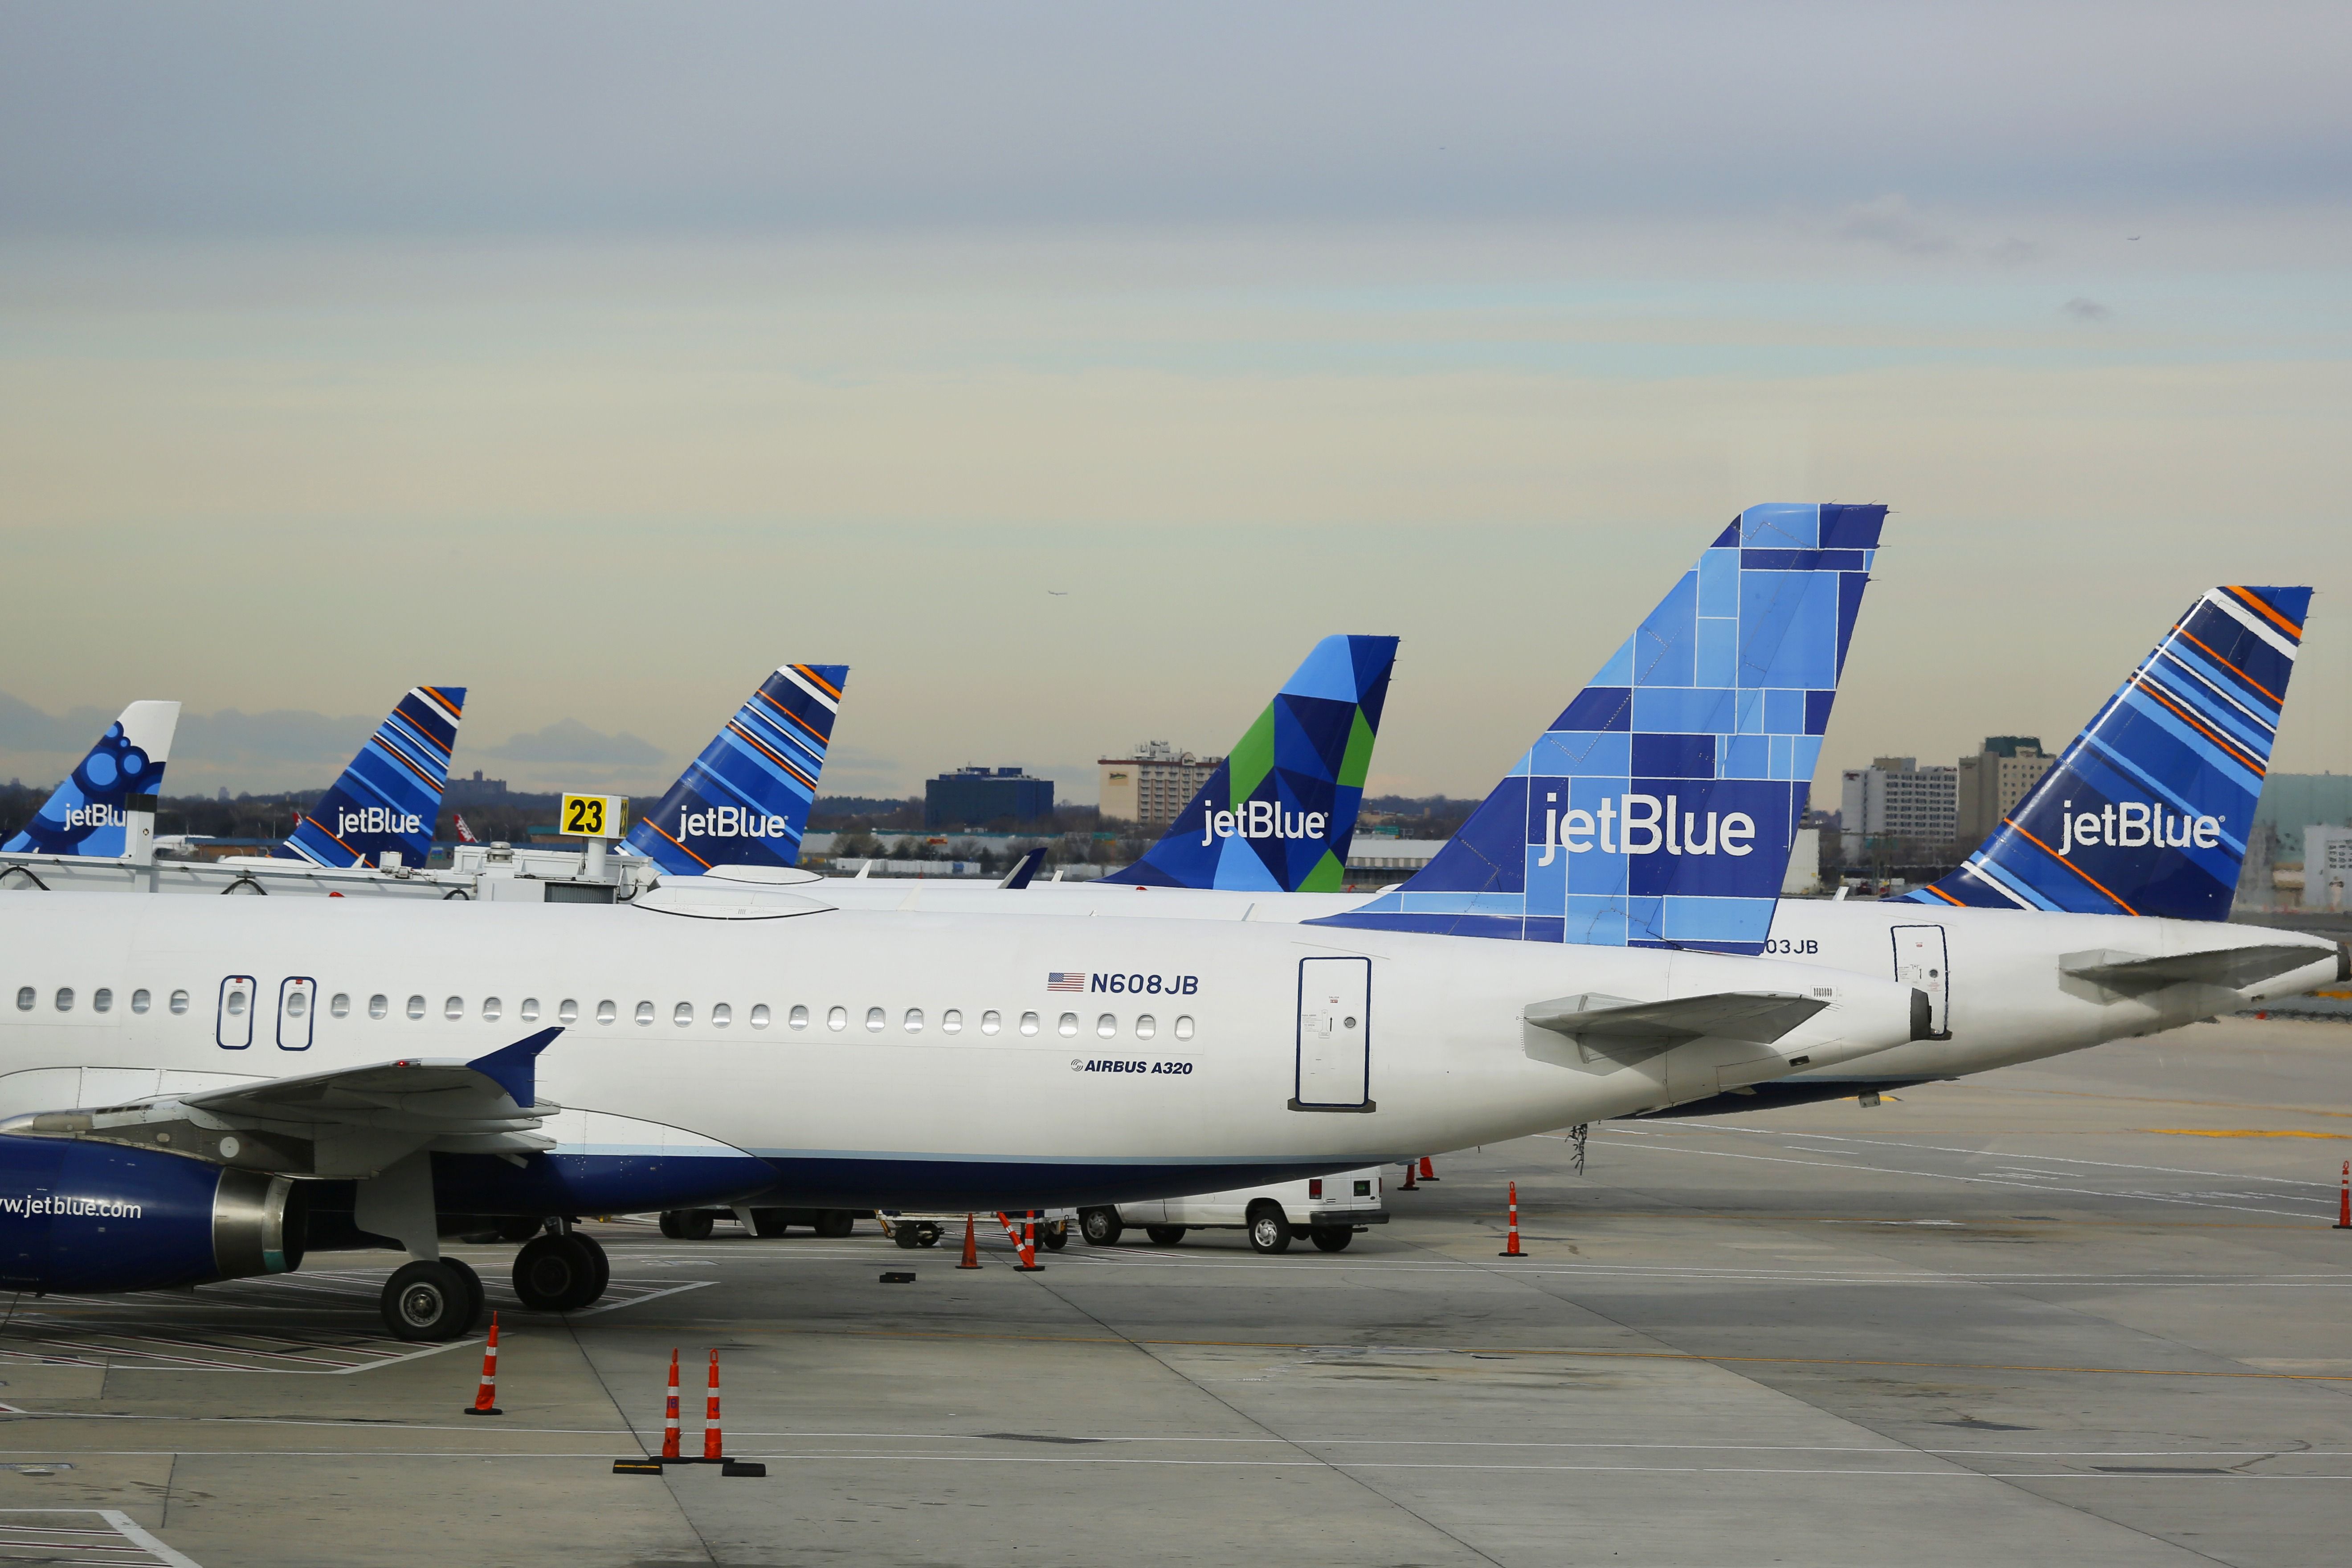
top-left (560, 793), bottom-right (626, 839)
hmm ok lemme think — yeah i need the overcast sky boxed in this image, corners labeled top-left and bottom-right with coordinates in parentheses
top-left (3, 3), bottom-right (2348, 801)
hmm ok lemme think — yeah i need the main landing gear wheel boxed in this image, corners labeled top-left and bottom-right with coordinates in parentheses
top-left (1310, 1229), bottom-right (1354, 1253)
top-left (813, 1210), bottom-right (857, 1238)
top-left (1246, 1204), bottom-right (1292, 1255)
top-left (660, 1209), bottom-right (715, 1240)
top-left (1144, 1225), bottom-right (1186, 1246)
top-left (442, 1257), bottom-right (487, 1326)
top-left (751, 1209), bottom-right (790, 1238)
top-left (513, 1234), bottom-right (605, 1311)
top-left (383, 1260), bottom-right (474, 1341)
top-left (1039, 1221), bottom-right (1067, 1252)
top-left (1079, 1208), bottom-right (1123, 1246)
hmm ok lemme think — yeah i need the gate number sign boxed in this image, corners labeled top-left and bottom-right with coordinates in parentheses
top-left (561, 793), bottom-right (627, 839)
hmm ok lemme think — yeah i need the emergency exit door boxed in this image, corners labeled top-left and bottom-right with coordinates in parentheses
top-left (1890, 925), bottom-right (1950, 1038)
top-left (1293, 956), bottom-right (1373, 1111)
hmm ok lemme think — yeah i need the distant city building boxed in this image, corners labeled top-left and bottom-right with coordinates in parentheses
top-left (1955, 736), bottom-right (2053, 845)
top-left (924, 766), bottom-right (1055, 830)
top-left (444, 769), bottom-right (510, 806)
top-left (1098, 741), bottom-right (1221, 830)
top-left (1840, 756), bottom-right (1957, 858)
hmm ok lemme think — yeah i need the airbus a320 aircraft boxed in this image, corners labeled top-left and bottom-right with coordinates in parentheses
top-left (0, 510), bottom-right (1924, 1340)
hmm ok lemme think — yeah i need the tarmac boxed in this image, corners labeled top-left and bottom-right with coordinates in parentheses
top-left (1, 1014), bottom-right (2348, 1567)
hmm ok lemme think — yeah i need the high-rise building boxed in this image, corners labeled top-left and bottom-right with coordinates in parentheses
top-left (1098, 741), bottom-right (1221, 831)
top-left (1840, 756), bottom-right (1957, 859)
top-left (923, 766), bottom-right (1055, 830)
top-left (1954, 736), bottom-right (2053, 845)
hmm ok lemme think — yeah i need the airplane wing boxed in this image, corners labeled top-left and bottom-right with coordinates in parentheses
top-left (1523, 992), bottom-right (1829, 1065)
top-left (2060, 944), bottom-right (2343, 994)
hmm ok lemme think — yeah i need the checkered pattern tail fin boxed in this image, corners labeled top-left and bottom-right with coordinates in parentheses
top-left (1906, 586), bottom-right (2311, 920)
top-left (272, 687), bottom-right (466, 869)
top-left (1, 700), bottom-right (180, 858)
top-left (625, 665), bottom-right (849, 874)
top-left (1104, 635), bottom-right (1400, 892)
top-left (1313, 505), bottom-right (1888, 954)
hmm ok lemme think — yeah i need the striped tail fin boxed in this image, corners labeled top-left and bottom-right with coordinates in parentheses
top-left (1904, 585), bottom-right (2311, 920)
top-left (1102, 635), bottom-right (1399, 892)
top-left (1314, 504), bottom-right (1887, 954)
top-left (2, 700), bottom-right (180, 858)
top-left (625, 664), bottom-right (848, 874)
top-left (272, 687), bottom-right (466, 869)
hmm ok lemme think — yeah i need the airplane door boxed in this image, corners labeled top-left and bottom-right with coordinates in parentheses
top-left (1293, 956), bottom-right (1373, 1111)
top-left (276, 976), bottom-right (316, 1050)
top-left (216, 975), bottom-right (255, 1049)
top-left (1890, 925), bottom-right (1950, 1038)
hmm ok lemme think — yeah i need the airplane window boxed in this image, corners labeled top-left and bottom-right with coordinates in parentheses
top-left (712, 1003), bottom-right (732, 1028)
top-left (520, 998), bottom-right (540, 1022)
top-left (635, 1001), bottom-right (656, 1026)
top-left (170, 989), bottom-right (190, 1015)
top-left (777, 1004), bottom-right (799, 1030)
top-left (673, 1002), bottom-right (693, 1027)
top-left (222, 990), bottom-right (242, 1017)
top-left (1135, 1014), bottom-right (1156, 1040)
top-left (751, 1004), bottom-right (772, 1029)
top-left (943, 1009), bottom-right (963, 1033)
top-left (13, 987), bottom-right (32, 1011)
top-left (1096, 1014), bottom-right (1116, 1038)
top-left (827, 1006), bottom-right (847, 1031)
top-left (482, 996), bottom-right (502, 1022)
top-left (131, 989), bottom-right (152, 1015)
top-left (94, 988), bottom-right (113, 1013)
top-left (369, 993), bottom-right (388, 1019)
top-left (1174, 1015), bottom-right (1194, 1040)
top-left (1057, 1013), bottom-right (1078, 1037)
top-left (1018, 1012), bottom-right (1039, 1036)
top-left (981, 1010), bottom-right (1001, 1035)
top-left (56, 988), bottom-right (75, 1013)
top-left (329, 993), bottom-right (349, 1018)
top-left (904, 1009), bottom-right (923, 1033)
top-left (595, 1000), bottom-right (617, 1024)
top-left (559, 999), bottom-right (580, 1024)
top-left (286, 991), bottom-right (308, 1018)
top-left (443, 996), bottom-right (464, 1021)
top-left (864, 1007), bottom-right (885, 1032)
top-left (407, 995), bottom-right (426, 1020)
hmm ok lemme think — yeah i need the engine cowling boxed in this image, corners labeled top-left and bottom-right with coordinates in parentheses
top-left (0, 1134), bottom-right (305, 1294)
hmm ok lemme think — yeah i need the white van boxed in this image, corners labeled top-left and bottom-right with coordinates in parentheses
top-left (1078, 1168), bottom-right (1387, 1253)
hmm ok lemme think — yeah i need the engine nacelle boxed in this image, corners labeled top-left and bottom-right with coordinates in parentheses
top-left (0, 1133), bottom-right (305, 1294)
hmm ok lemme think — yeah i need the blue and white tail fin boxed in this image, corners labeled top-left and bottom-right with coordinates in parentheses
top-left (272, 687), bottom-right (466, 870)
top-left (2, 700), bottom-right (180, 858)
top-left (1906, 585), bottom-right (2311, 920)
top-left (1103, 635), bottom-right (1400, 892)
top-left (625, 665), bottom-right (848, 874)
top-left (1315, 505), bottom-right (1887, 953)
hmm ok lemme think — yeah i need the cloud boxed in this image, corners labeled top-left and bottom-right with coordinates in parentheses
top-left (2063, 296), bottom-right (2113, 321)
top-left (1834, 195), bottom-right (1960, 257)
top-left (476, 717), bottom-right (665, 766)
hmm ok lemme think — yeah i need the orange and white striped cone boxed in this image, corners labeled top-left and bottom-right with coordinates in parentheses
top-left (957, 1213), bottom-right (980, 1269)
top-left (1399, 1160), bottom-right (1418, 1191)
top-left (464, 1312), bottom-right (503, 1415)
top-left (2338, 1161), bottom-right (2350, 1230)
top-left (1419, 1156), bottom-right (1440, 1182)
top-left (1498, 1181), bottom-right (1525, 1258)
top-left (661, 1349), bottom-right (682, 1459)
top-left (702, 1348), bottom-right (724, 1461)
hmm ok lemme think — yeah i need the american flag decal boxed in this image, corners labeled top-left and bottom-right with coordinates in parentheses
top-left (1046, 971), bottom-right (1087, 992)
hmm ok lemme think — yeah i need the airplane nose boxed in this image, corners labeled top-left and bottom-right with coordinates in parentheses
top-left (1909, 988), bottom-right (1934, 1041)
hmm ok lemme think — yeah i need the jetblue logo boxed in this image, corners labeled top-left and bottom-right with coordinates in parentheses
top-left (1536, 793), bottom-right (1757, 864)
top-left (683, 808), bottom-right (792, 839)
top-left (1197, 800), bottom-right (1327, 847)
top-left (58, 804), bottom-right (127, 830)
top-left (338, 808), bottom-right (423, 837)
top-left (2053, 800), bottom-right (2222, 856)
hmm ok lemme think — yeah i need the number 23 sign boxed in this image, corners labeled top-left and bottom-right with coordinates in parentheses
top-left (561, 793), bottom-right (627, 838)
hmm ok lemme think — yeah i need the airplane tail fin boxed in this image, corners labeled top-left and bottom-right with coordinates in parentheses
top-left (273, 687), bottom-right (466, 869)
top-left (2, 700), bottom-right (180, 859)
top-left (1102, 635), bottom-right (1400, 892)
top-left (1905, 585), bottom-right (2312, 919)
top-left (1315, 505), bottom-right (1887, 953)
top-left (625, 665), bottom-right (849, 874)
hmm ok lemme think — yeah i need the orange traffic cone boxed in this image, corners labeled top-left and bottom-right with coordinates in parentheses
top-left (997, 1211), bottom-right (1044, 1270)
top-left (1419, 1156), bottom-right (1440, 1182)
top-left (957, 1213), bottom-right (980, 1269)
top-left (703, 1348), bottom-right (724, 1461)
top-left (1498, 1181), bottom-right (1524, 1258)
top-left (464, 1312), bottom-right (503, 1415)
top-left (1399, 1160), bottom-right (1418, 1191)
top-left (661, 1349), bottom-right (682, 1458)
top-left (2337, 1161), bottom-right (2350, 1230)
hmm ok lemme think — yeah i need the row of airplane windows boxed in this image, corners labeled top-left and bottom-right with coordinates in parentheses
top-left (14, 985), bottom-right (1196, 1041)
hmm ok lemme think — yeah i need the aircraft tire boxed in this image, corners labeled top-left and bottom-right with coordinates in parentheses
top-left (513, 1234), bottom-right (601, 1311)
top-left (1144, 1225), bottom-right (1186, 1246)
top-left (574, 1233), bottom-right (611, 1307)
top-left (658, 1211), bottom-right (686, 1239)
top-left (813, 1211), bottom-right (857, 1238)
top-left (750, 1209), bottom-right (790, 1237)
top-left (383, 1260), bottom-right (473, 1342)
top-left (1079, 1207), bottom-right (1123, 1246)
top-left (677, 1210), bottom-right (715, 1241)
top-left (1246, 1204), bottom-right (1292, 1255)
top-left (1039, 1222), bottom-right (1067, 1252)
top-left (442, 1257), bottom-right (487, 1327)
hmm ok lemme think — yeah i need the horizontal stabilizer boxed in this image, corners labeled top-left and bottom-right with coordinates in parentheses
top-left (2059, 944), bottom-right (2336, 993)
top-left (1524, 991), bottom-right (1829, 1059)
top-left (999, 846), bottom-right (1048, 889)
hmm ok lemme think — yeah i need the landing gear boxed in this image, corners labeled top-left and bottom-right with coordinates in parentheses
top-left (1246, 1203), bottom-right (1292, 1254)
top-left (513, 1233), bottom-right (608, 1311)
top-left (443, 1256), bottom-right (487, 1324)
top-left (382, 1260), bottom-right (474, 1341)
top-left (1038, 1221), bottom-right (1067, 1252)
top-left (659, 1209), bottom-right (715, 1240)
top-left (750, 1209), bottom-right (790, 1237)
top-left (1310, 1229), bottom-right (1354, 1253)
top-left (813, 1210), bottom-right (857, 1238)
top-left (1145, 1225), bottom-right (1186, 1246)
top-left (1080, 1207), bottom-right (1123, 1246)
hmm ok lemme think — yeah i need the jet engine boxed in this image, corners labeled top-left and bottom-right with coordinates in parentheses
top-left (0, 1131), bottom-right (304, 1294)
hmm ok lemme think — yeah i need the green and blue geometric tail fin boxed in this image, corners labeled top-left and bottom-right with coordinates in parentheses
top-left (625, 665), bottom-right (849, 874)
top-left (1, 700), bottom-right (180, 858)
